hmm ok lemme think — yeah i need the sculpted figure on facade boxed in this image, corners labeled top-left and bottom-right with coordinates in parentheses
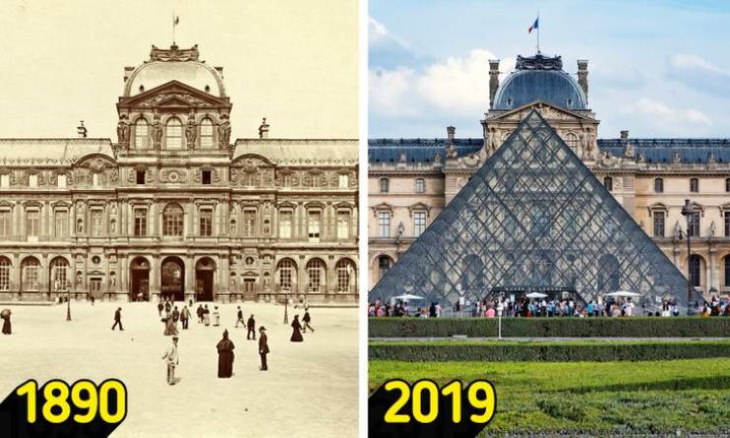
top-left (117, 115), bottom-right (130, 147)
top-left (218, 115), bottom-right (231, 147)
top-left (185, 112), bottom-right (197, 149)
top-left (151, 113), bottom-right (163, 148)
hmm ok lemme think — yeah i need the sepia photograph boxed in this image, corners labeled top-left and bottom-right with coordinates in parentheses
top-left (0, 1), bottom-right (359, 437)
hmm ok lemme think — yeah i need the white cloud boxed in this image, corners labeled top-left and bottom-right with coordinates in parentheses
top-left (624, 98), bottom-right (711, 133)
top-left (669, 54), bottom-right (724, 74)
top-left (370, 49), bottom-right (504, 120)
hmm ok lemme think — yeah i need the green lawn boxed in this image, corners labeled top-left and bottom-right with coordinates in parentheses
top-left (370, 359), bottom-right (730, 435)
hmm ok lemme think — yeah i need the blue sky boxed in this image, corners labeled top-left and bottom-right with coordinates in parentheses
top-left (369, 0), bottom-right (730, 139)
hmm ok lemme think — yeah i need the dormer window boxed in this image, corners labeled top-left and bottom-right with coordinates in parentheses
top-left (139, 85), bottom-right (144, 93)
top-left (165, 117), bottom-right (183, 149)
top-left (204, 85), bottom-right (210, 93)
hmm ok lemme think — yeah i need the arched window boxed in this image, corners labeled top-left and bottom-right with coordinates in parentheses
top-left (689, 255), bottom-right (702, 287)
top-left (654, 178), bottom-right (664, 193)
top-left (163, 203), bottom-right (184, 236)
top-left (0, 257), bottom-right (10, 290)
top-left (50, 257), bottom-right (69, 292)
top-left (379, 178), bottom-right (389, 193)
top-left (415, 178), bottom-right (425, 193)
top-left (134, 118), bottom-right (149, 149)
top-left (565, 132), bottom-right (579, 150)
top-left (377, 255), bottom-right (392, 280)
top-left (306, 258), bottom-right (325, 293)
top-left (603, 176), bottom-right (613, 191)
top-left (22, 257), bottom-right (40, 291)
top-left (165, 117), bottom-right (183, 149)
top-left (200, 118), bottom-right (214, 148)
top-left (277, 258), bottom-right (296, 290)
top-left (335, 259), bottom-right (355, 293)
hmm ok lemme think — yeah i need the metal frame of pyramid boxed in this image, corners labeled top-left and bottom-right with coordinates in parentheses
top-left (370, 110), bottom-right (689, 311)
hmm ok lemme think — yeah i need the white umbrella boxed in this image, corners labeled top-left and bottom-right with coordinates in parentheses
top-left (606, 291), bottom-right (641, 297)
top-left (391, 294), bottom-right (425, 301)
top-left (525, 292), bottom-right (548, 299)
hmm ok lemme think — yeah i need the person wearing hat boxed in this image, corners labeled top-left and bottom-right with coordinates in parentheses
top-left (258, 326), bottom-right (269, 371)
top-left (216, 329), bottom-right (235, 378)
top-left (111, 307), bottom-right (123, 331)
top-left (162, 336), bottom-right (179, 385)
top-left (235, 306), bottom-right (245, 328)
top-left (247, 314), bottom-right (256, 340)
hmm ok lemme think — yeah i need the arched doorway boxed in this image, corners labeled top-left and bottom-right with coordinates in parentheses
top-left (195, 257), bottom-right (215, 301)
top-left (161, 256), bottom-right (185, 301)
top-left (49, 257), bottom-right (70, 300)
top-left (130, 257), bottom-right (150, 301)
top-left (335, 258), bottom-right (356, 294)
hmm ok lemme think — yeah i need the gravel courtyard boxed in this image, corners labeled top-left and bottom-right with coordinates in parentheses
top-left (0, 301), bottom-right (358, 438)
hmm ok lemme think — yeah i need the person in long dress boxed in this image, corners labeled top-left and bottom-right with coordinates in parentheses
top-left (1, 310), bottom-right (11, 335)
top-left (203, 305), bottom-right (211, 326)
top-left (216, 329), bottom-right (235, 378)
top-left (290, 315), bottom-right (303, 342)
top-left (213, 306), bottom-right (220, 327)
top-left (164, 314), bottom-right (178, 336)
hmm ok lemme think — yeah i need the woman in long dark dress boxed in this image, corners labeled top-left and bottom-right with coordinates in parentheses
top-left (216, 329), bottom-right (235, 378)
top-left (1, 310), bottom-right (11, 335)
top-left (290, 315), bottom-right (303, 342)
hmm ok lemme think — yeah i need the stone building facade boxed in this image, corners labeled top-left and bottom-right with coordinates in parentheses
top-left (369, 53), bottom-right (730, 302)
top-left (0, 44), bottom-right (358, 302)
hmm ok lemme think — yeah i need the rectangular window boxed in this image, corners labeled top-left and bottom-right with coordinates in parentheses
top-left (134, 208), bottom-right (147, 236)
top-left (90, 278), bottom-right (102, 295)
top-left (690, 178), bottom-right (699, 193)
top-left (337, 211), bottom-right (350, 239)
top-left (279, 211), bottom-right (292, 239)
top-left (202, 170), bottom-right (212, 185)
top-left (379, 178), bottom-right (389, 193)
top-left (136, 170), bottom-right (145, 185)
top-left (54, 210), bottom-right (68, 238)
top-left (414, 211), bottom-right (427, 237)
top-left (689, 211), bottom-right (701, 237)
top-left (378, 211), bottom-right (391, 238)
top-left (415, 178), bottom-right (425, 193)
top-left (0, 210), bottom-right (11, 236)
top-left (0, 174), bottom-right (8, 187)
top-left (90, 209), bottom-right (103, 236)
top-left (726, 211), bottom-right (730, 237)
top-left (308, 211), bottom-right (321, 242)
top-left (26, 210), bottom-right (39, 237)
top-left (653, 211), bottom-right (665, 238)
top-left (29, 174), bottom-right (38, 188)
top-left (199, 208), bottom-right (213, 236)
top-left (338, 174), bottom-right (349, 188)
top-left (243, 210), bottom-right (256, 237)
top-left (57, 174), bottom-right (67, 188)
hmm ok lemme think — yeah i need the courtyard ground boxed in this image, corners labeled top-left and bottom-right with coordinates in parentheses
top-left (0, 301), bottom-right (358, 438)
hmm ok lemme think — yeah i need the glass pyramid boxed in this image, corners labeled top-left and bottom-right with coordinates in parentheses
top-left (370, 110), bottom-right (689, 310)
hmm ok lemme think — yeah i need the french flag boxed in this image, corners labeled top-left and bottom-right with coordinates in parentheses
top-left (529, 17), bottom-right (539, 33)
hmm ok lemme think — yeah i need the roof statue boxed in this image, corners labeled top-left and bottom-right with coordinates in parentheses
top-left (370, 110), bottom-right (689, 312)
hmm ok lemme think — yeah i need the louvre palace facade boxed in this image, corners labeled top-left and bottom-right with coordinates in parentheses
top-left (0, 44), bottom-right (358, 303)
top-left (369, 53), bottom-right (730, 305)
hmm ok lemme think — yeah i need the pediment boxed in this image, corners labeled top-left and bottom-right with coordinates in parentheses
top-left (491, 101), bottom-right (591, 123)
top-left (118, 80), bottom-right (230, 110)
top-left (232, 154), bottom-right (274, 168)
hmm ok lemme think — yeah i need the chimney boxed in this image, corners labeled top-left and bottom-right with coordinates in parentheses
top-left (258, 117), bottom-right (270, 139)
top-left (447, 126), bottom-right (455, 143)
top-left (620, 130), bottom-right (629, 139)
top-left (577, 60), bottom-right (589, 100)
top-left (488, 60), bottom-right (500, 109)
top-left (77, 121), bottom-right (87, 138)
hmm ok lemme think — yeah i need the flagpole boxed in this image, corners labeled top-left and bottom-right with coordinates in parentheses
top-left (537, 12), bottom-right (540, 54)
top-left (172, 11), bottom-right (176, 45)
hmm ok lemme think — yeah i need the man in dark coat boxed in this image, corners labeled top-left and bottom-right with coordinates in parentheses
top-left (172, 306), bottom-right (180, 326)
top-left (302, 310), bottom-right (314, 333)
top-left (247, 314), bottom-right (256, 340)
top-left (157, 301), bottom-right (164, 317)
top-left (111, 307), bottom-right (123, 331)
top-left (235, 306), bottom-right (245, 328)
top-left (216, 329), bottom-right (235, 378)
top-left (258, 326), bottom-right (269, 371)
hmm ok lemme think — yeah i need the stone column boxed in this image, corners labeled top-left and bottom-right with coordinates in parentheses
top-left (185, 255), bottom-right (195, 301)
top-left (219, 256), bottom-right (230, 302)
top-left (120, 256), bottom-right (129, 297)
top-left (150, 255), bottom-right (160, 300)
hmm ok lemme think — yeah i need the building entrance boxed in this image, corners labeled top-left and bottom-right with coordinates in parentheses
top-left (161, 256), bottom-right (185, 301)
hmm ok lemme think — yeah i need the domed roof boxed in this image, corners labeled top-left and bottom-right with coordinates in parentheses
top-left (494, 54), bottom-right (587, 111)
top-left (123, 45), bottom-right (225, 97)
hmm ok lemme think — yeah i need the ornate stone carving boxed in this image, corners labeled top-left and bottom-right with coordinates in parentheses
top-left (218, 115), bottom-right (231, 147)
top-left (515, 53), bottom-right (563, 71)
top-left (149, 44), bottom-right (200, 62)
top-left (150, 113), bottom-right (163, 148)
top-left (185, 112), bottom-right (197, 149)
top-left (117, 114), bottom-right (130, 147)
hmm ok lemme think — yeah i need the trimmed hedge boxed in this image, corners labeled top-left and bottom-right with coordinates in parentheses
top-left (369, 317), bottom-right (730, 338)
top-left (368, 340), bottom-right (730, 362)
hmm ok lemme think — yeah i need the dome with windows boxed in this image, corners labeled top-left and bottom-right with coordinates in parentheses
top-left (493, 53), bottom-right (587, 111)
top-left (124, 44), bottom-right (226, 97)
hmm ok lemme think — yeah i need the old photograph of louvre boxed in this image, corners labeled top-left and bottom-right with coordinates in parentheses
top-left (0, 1), bottom-right (359, 437)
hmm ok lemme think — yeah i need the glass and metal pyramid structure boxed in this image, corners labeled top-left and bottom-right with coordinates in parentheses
top-left (370, 110), bottom-right (689, 309)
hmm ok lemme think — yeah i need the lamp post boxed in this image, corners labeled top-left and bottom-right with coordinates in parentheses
top-left (66, 284), bottom-right (71, 322)
top-left (680, 199), bottom-right (693, 310)
top-left (283, 287), bottom-right (289, 324)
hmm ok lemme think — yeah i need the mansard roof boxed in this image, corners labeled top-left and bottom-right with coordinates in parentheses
top-left (233, 139), bottom-right (358, 167)
top-left (368, 138), bottom-right (482, 164)
top-left (0, 138), bottom-right (114, 166)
